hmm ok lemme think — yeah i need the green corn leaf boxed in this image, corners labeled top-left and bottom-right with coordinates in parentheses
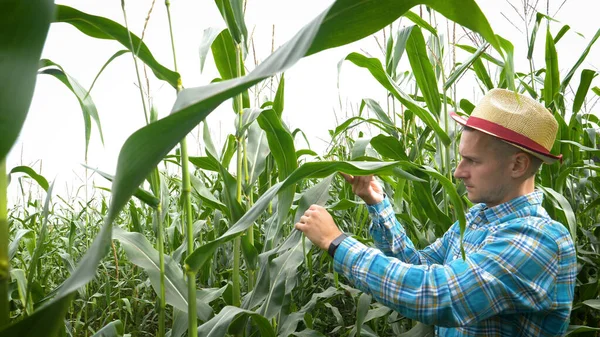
top-left (0, 0), bottom-right (53, 161)
top-left (388, 26), bottom-right (414, 78)
top-left (211, 29), bottom-right (238, 80)
top-left (403, 11), bottom-right (437, 36)
top-left (91, 320), bottom-right (124, 337)
top-left (370, 135), bottom-right (408, 161)
top-left (203, 121), bottom-right (219, 159)
top-left (560, 140), bottom-right (600, 154)
top-left (211, 29), bottom-right (250, 113)
top-left (84, 165), bottom-right (159, 208)
top-left (351, 138), bottom-right (372, 160)
top-left (112, 227), bottom-right (212, 321)
top-left (86, 49), bottom-right (130, 99)
top-left (419, 166), bottom-right (467, 258)
top-left (406, 26), bottom-right (441, 116)
top-left (361, 98), bottom-right (398, 138)
top-left (544, 26), bottom-right (560, 105)
top-left (566, 325), bottom-right (600, 335)
top-left (257, 109), bottom-right (297, 179)
top-left (9, 229), bottom-right (32, 261)
top-left (54, 5), bottom-right (179, 88)
top-left (398, 322), bottom-right (434, 336)
top-left (496, 35), bottom-right (515, 90)
top-left (456, 44), bottom-right (504, 67)
top-left (527, 12), bottom-right (557, 60)
top-left (8, 166), bottom-right (49, 191)
top-left (197, 306), bottom-right (274, 337)
top-left (305, 0), bottom-right (500, 57)
top-left (444, 43), bottom-right (489, 91)
top-left (278, 288), bottom-right (341, 337)
top-left (257, 109), bottom-right (298, 243)
top-left (343, 52), bottom-right (451, 145)
top-left (539, 186), bottom-right (577, 241)
top-left (472, 57), bottom-right (494, 90)
top-left (355, 293), bottom-right (372, 337)
top-left (247, 122), bottom-right (271, 186)
top-left (573, 70), bottom-right (597, 113)
top-left (214, 0), bottom-right (248, 47)
top-left (560, 28), bottom-right (600, 92)
top-left (39, 59), bottom-right (104, 159)
top-left (199, 27), bottom-right (224, 73)
top-left (25, 182), bottom-right (54, 310)
top-left (0, 293), bottom-right (75, 337)
top-left (273, 75), bottom-right (285, 117)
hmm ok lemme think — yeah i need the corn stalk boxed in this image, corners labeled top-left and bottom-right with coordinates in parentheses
top-left (0, 159), bottom-right (8, 327)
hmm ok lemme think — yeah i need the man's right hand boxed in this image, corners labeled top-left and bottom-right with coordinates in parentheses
top-left (340, 173), bottom-right (384, 205)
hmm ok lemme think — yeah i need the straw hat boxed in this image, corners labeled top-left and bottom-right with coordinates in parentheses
top-left (450, 88), bottom-right (561, 164)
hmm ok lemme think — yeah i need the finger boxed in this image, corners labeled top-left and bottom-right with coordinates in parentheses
top-left (308, 204), bottom-right (319, 211)
top-left (300, 215), bottom-right (309, 224)
top-left (339, 172), bottom-right (354, 183)
top-left (294, 222), bottom-right (304, 231)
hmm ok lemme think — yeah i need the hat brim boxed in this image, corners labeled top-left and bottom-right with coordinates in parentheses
top-left (450, 112), bottom-right (561, 164)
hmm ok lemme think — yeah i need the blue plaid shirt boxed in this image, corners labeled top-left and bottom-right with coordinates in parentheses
top-left (333, 191), bottom-right (577, 336)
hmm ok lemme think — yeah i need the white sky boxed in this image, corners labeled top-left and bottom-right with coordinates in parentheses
top-left (7, 0), bottom-right (600, 204)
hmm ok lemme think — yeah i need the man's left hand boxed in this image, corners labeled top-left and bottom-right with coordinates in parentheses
top-left (294, 205), bottom-right (342, 250)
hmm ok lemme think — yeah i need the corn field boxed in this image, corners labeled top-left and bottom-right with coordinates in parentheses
top-left (2, 0), bottom-right (600, 336)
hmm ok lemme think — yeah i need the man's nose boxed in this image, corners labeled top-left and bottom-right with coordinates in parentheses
top-left (453, 160), bottom-right (466, 179)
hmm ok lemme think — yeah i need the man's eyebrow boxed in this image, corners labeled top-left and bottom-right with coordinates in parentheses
top-left (459, 153), bottom-right (477, 160)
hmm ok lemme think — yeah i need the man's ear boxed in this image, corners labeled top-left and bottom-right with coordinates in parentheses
top-left (510, 152), bottom-right (530, 178)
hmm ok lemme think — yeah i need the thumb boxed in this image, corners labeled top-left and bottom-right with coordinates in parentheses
top-left (339, 172), bottom-right (354, 183)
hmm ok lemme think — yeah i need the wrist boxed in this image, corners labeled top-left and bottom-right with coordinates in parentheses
top-left (328, 233), bottom-right (348, 257)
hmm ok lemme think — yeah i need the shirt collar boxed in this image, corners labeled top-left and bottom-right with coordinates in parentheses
top-left (467, 190), bottom-right (544, 225)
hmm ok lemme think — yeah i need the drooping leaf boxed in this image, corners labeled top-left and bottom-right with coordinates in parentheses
top-left (86, 49), bottom-right (130, 98)
top-left (39, 59), bottom-right (104, 159)
top-left (8, 166), bottom-right (49, 191)
top-left (0, 0), bottom-right (54, 161)
top-left (84, 165), bottom-right (159, 208)
top-left (444, 43), bottom-right (489, 90)
top-left (560, 28), bottom-right (600, 91)
top-left (343, 52), bottom-right (450, 145)
top-left (305, 0), bottom-right (500, 57)
top-left (199, 27), bottom-right (224, 73)
top-left (54, 5), bottom-right (179, 88)
top-left (402, 11), bottom-right (437, 36)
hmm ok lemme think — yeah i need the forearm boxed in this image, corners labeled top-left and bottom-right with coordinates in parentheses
top-left (368, 196), bottom-right (443, 265)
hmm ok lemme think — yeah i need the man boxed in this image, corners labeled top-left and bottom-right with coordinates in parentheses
top-left (295, 89), bottom-right (577, 336)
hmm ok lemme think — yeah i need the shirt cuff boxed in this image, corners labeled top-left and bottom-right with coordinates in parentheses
top-left (333, 236), bottom-right (364, 274)
top-left (366, 195), bottom-right (391, 216)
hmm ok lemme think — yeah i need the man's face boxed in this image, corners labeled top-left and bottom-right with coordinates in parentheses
top-left (453, 130), bottom-right (514, 207)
